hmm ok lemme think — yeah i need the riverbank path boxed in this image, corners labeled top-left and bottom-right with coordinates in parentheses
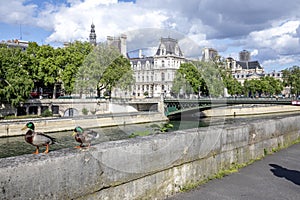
top-left (166, 142), bottom-right (300, 200)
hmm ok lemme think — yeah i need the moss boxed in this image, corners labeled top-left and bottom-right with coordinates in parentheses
top-left (179, 156), bottom-right (264, 193)
top-left (129, 130), bottom-right (151, 138)
top-left (180, 137), bottom-right (300, 193)
top-left (264, 148), bottom-right (268, 156)
top-left (82, 108), bottom-right (88, 115)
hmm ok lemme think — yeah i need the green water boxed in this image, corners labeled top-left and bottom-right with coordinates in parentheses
top-left (1, 112), bottom-right (299, 159)
top-left (0, 122), bottom-right (167, 158)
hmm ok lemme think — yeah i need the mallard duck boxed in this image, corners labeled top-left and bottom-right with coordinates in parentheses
top-left (21, 122), bottom-right (57, 154)
top-left (72, 126), bottom-right (99, 148)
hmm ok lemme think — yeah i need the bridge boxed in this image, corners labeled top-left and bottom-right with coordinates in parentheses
top-left (163, 98), bottom-right (294, 116)
top-left (1, 97), bottom-right (296, 118)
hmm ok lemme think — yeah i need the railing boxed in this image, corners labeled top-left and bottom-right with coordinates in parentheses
top-left (163, 97), bottom-right (293, 116)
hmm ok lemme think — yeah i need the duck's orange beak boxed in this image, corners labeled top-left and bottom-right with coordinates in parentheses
top-left (72, 131), bottom-right (76, 136)
top-left (21, 126), bottom-right (27, 130)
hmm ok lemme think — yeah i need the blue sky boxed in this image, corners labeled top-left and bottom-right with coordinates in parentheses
top-left (1, 0), bottom-right (300, 72)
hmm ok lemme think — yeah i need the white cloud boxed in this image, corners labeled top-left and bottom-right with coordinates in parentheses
top-left (0, 0), bottom-right (37, 25)
top-left (251, 49), bottom-right (258, 57)
top-left (262, 55), bottom-right (299, 71)
top-left (41, 0), bottom-right (169, 43)
top-left (248, 20), bottom-right (300, 55)
top-left (1, 0), bottom-right (300, 71)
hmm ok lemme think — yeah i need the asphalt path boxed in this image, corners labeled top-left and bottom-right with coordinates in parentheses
top-left (166, 142), bottom-right (300, 200)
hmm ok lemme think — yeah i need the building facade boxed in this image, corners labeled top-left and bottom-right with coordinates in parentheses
top-left (106, 35), bottom-right (127, 57)
top-left (130, 37), bottom-right (186, 98)
top-left (0, 39), bottom-right (29, 51)
top-left (201, 47), bottom-right (219, 62)
top-left (225, 50), bottom-right (265, 85)
top-left (89, 23), bottom-right (97, 46)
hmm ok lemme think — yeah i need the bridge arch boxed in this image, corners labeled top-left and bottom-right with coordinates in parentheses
top-left (63, 108), bottom-right (79, 117)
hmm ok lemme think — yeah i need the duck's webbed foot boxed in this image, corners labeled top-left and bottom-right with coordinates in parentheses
top-left (75, 144), bottom-right (84, 148)
top-left (43, 144), bottom-right (49, 154)
top-left (33, 147), bottom-right (39, 154)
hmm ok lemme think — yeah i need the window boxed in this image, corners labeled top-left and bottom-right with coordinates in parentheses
top-left (161, 72), bottom-right (165, 81)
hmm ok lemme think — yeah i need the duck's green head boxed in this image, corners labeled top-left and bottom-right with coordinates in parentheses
top-left (73, 126), bottom-right (84, 136)
top-left (21, 122), bottom-right (35, 130)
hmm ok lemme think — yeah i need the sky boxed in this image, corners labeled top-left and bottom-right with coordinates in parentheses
top-left (1, 0), bottom-right (300, 72)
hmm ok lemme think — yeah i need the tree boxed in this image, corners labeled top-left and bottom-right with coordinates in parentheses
top-left (0, 47), bottom-right (34, 106)
top-left (260, 76), bottom-right (283, 97)
top-left (197, 61), bottom-right (224, 97)
top-left (75, 43), bottom-right (134, 97)
top-left (171, 63), bottom-right (201, 98)
top-left (221, 71), bottom-right (243, 96)
top-left (60, 41), bottom-right (93, 95)
top-left (172, 61), bottom-right (225, 98)
top-left (282, 66), bottom-right (300, 97)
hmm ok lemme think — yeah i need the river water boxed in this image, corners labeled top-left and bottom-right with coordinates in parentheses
top-left (0, 112), bottom-right (299, 159)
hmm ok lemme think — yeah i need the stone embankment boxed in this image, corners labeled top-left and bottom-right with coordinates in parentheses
top-left (203, 105), bottom-right (300, 117)
top-left (1, 113), bottom-right (300, 199)
top-left (0, 112), bottom-right (168, 137)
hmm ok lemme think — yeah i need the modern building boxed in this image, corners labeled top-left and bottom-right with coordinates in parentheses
top-left (129, 37), bottom-right (186, 98)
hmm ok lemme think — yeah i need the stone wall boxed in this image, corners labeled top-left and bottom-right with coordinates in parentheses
top-left (0, 112), bottom-right (168, 137)
top-left (203, 105), bottom-right (300, 117)
top-left (1, 115), bottom-right (300, 200)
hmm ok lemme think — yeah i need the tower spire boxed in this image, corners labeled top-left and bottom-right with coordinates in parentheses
top-left (89, 23), bottom-right (97, 46)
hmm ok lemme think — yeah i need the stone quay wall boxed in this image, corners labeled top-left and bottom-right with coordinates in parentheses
top-left (1, 115), bottom-right (300, 200)
top-left (0, 112), bottom-right (168, 137)
top-left (203, 104), bottom-right (300, 117)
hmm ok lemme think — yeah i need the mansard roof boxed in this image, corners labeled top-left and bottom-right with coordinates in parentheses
top-left (236, 61), bottom-right (262, 70)
top-left (130, 56), bottom-right (154, 65)
top-left (155, 37), bottom-right (183, 57)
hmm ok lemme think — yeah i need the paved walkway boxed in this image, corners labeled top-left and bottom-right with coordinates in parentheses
top-left (166, 142), bottom-right (300, 200)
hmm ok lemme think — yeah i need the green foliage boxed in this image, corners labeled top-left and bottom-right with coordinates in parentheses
top-left (41, 109), bottom-right (53, 117)
top-left (129, 130), bottom-right (151, 138)
top-left (0, 46), bottom-right (34, 106)
top-left (172, 61), bottom-right (225, 97)
top-left (243, 76), bottom-right (283, 97)
top-left (61, 41), bottom-right (93, 95)
top-left (198, 61), bottom-right (225, 97)
top-left (129, 123), bottom-right (173, 138)
top-left (150, 122), bottom-right (174, 133)
top-left (75, 43), bottom-right (134, 97)
top-left (282, 66), bottom-right (300, 96)
top-left (172, 63), bottom-right (200, 97)
top-left (82, 107), bottom-right (88, 115)
top-left (221, 72), bottom-right (243, 96)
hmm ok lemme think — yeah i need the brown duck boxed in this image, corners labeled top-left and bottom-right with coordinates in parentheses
top-left (22, 122), bottom-right (57, 154)
top-left (72, 126), bottom-right (99, 148)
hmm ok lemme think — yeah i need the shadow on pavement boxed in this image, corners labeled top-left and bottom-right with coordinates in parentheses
top-left (269, 164), bottom-right (300, 186)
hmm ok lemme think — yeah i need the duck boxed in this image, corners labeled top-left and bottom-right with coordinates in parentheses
top-left (21, 122), bottom-right (57, 154)
top-left (72, 126), bottom-right (99, 148)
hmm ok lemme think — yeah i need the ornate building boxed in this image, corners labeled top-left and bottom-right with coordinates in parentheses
top-left (88, 23), bottom-right (127, 56)
top-left (107, 35), bottom-right (127, 57)
top-left (201, 47), bottom-right (219, 62)
top-left (129, 37), bottom-right (186, 98)
top-left (225, 50), bottom-right (265, 84)
top-left (89, 23), bottom-right (97, 46)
